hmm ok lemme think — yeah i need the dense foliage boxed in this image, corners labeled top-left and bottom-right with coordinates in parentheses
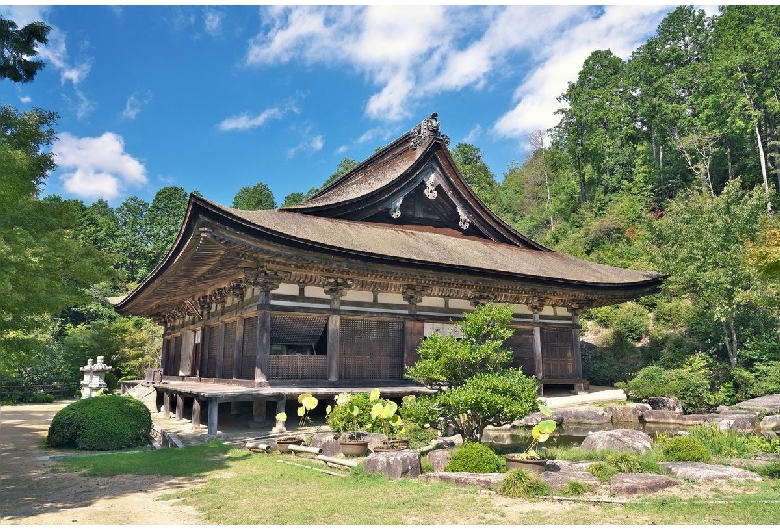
top-left (46, 394), bottom-right (152, 450)
top-left (661, 435), bottom-right (712, 463)
top-left (444, 442), bottom-right (505, 473)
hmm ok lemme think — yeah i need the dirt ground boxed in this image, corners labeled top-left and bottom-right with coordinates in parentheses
top-left (0, 401), bottom-right (206, 525)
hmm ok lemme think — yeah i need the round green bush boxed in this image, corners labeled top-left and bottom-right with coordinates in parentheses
top-left (28, 393), bottom-right (55, 403)
top-left (605, 452), bottom-right (641, 473)
top-left (445, 442), bottom-right (505, 473)
top-left (662, 435), bottom-right (711, 462)
top-left (47, 395), bottom-right (152, 451)
top-left (498, 469), bottom-right (552, 498)
top-left (586, 461), bottom-right (619, 482)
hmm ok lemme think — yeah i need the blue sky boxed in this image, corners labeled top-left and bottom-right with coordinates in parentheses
top-left (0, 5), bottom-right (683, 208)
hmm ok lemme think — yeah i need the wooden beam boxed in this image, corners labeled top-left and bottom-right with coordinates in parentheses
top-left (199, 325), bottom-right (210, 378)
top-left (234, 316), bottom-right (245, 379)
top-left (533, 312), bottom-right (543, 381)
top-left (163, 391), bottom-right (171, 418)
top-left (176, 394), bottom-right (184, 421)
top-left (571, 313), bottom-right (582, 379)
top-left (215, 322), bottom-right (225, 380)
top-left (192, 398), bottom-right (201, 429)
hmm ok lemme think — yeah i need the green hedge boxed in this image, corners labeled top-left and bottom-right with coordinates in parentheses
top-left (47, 394), bottom-right (152, 451)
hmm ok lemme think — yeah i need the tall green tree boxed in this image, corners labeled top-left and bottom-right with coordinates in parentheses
top-left (144, 186), bottom-right (188, 268)
top-left (115, 196), bottom-right (150, 283)
top-left (450, 142), bottom-right (498, 207)
top-left (232, 182), bottom-right (276, 210)
top-left (644, 181), bottom-right (771, 368)
top-left (0, 17), bottom-right (50, 83)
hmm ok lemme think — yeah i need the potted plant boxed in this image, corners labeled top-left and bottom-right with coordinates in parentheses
top-left (505, 403), bottom-right (557, 472)
top-left (369, 388), bottom-right (407, 450)
top-left (327, 392), bottom-right (369, 456)
top-left (275, 393), bottom-right (318, 453)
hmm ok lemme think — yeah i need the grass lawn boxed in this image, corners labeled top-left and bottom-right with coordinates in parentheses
top-left (56, 441), bottom-right (780, 525)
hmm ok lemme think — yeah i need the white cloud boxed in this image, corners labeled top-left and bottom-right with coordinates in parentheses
top-left (492, 5), bottom-right (672, 140)
top-left (37, 27), bottom-right (92, 86)
top-left (286, 128), bottom-right (324, 158)
top-left (217, 107), bottom-right (284, 132)
top-left (19, 95), bottom-right (32, 104)
top-left (122, 90), bottom-right (153, 120)
top-left (244, 5), bottom-right (674, 138)
top-left (462, 124), bottom-right (482, 144)
top-left (204, 8), bottom-right (223, 37)
top-left (54, 132), bottom-right (147, 201)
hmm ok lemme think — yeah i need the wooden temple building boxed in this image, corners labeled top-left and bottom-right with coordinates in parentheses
top-left (113, 113), bottom-right (663, 436)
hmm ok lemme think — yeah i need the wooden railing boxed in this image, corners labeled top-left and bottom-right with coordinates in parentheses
top-left (269, 355), bottom-right (328, 380)
top-left (339, 356), bottom-right (403, 380)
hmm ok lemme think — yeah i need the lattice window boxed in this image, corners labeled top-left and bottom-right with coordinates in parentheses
top-left (269, 356), bottom-right (327, 380)
top-left (241, 317), bottom-right (258, 379)
top-left (541, 328), bottom-right (573, 379)
top-left (221, 321), bottom-right (236, 378)
top-left (339, 319), bottom-right (404, 379)
top-left (506, 327), bottom-right (535, 377)
top-left (205, 324), bottom-right (219, 378)
top-left (270, 314), bottom-right (327, 348)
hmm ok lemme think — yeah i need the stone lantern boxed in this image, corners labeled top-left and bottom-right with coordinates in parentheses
top-left (80, 356), bottom-right (112, 398)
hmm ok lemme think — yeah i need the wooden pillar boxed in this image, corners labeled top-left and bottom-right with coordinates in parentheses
top-left (571, 312), bottom-right (583, 379)
top-left (207, 398), bottom-right (219, 436)
top-left (253, 399), bottom-right (267, 423)
top-left (192, 399), bottom-right (202, 429)
top-left (199, 325), bottom-right (210, 377)
top-left (327, 315), bottom-right (341, 382)
top-left (234, 316), bottom-right (245, 379)
top-left (163, 391), bottom-right (171, 418)
top-left (274, 395), bottom-right (287, 432)
top-left (532, 312), bottom-right (543, 381)
top-left (176, 394), bottom-right (184, 421)
top-left (255, 289), bottom-right (272, 385)
top-left (215, 322), bottom-right (225, 379)
top-left (404, 320), bottom-right (424, 368)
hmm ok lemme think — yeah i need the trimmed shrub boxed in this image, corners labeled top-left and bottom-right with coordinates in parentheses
top-left (445, 442), bottom-right (505, 473)
top-left (619, 364), bottom-right (714, 413)
top-left (498, 469), bottom-right (552, 498)
top-left (661, 435), bottom-right (711, 462)
top-left (47, 395), bottom-right (152, 451)
top-left (28, 392), bottom-right (55, 403)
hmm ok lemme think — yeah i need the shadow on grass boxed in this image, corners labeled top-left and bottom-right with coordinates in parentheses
top-left (53, 440), bottom-right (245, 477)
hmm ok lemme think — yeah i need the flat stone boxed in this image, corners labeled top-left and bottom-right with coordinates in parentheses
top-left (580, 429), bottom-right (653, 453)
top-left (547, 460), bottom-right (597, 472)
top-left (363, 449), bottom-right (421, 480)
top-left (540, 470), bottom-right (600, 492)
top-left (427, 448), bottom-right (452, 473)
top-left (660, 462), bottom-right (763, 482)
top-left (421, 472), bottom-right (504, 490)
top-left (642, 410), bottom-right (684, 424)
top-left (717, 416), bottom-right (756, 433)
top-left (514, 411), bottom-right (564, 427)
top-left (606, 403), bottom-right (650, 423)
top-left (610, 473), bottom-right (681, 495)
top-left (735, 394), bottom-right (780, 413)
top-left (557, 407), bottom-right (612, 424)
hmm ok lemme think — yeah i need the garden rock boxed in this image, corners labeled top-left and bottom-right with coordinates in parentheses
top-left (644, 397), bottom-right (683, 412)
top-left (606, 403), bottom-right (651, 424)
top-left (515, 411), bottom-right (564, 427)
top-left (716, 416), bottom-right (756, 433)
top-left (660, 462), bottom-right (763, 482)
top-left (540, 470), bottom-right (600, 492)
top-left (580, 429), bottom-right (653, 453)
top-left (609, 473), bottom-right (681, 495)
top-left (437, 434), bottom-right (463, 447)
top-left (557, 407), bottom-right (612, 424)
top-left (759, 414), bottom-right (780, 433)
top-left (642, 410), bottom-right (684, 424)
top-left (734, 394), bottom-right (780, 413)
top-left (427, 448), bottom-right (452, 472)
top-left (363, 449), bottom-right (421, 480)
top-left (547, 460), bottom-right (596, 472)
top-left (309, 433), bottom-right (342, 457)
top-left (421, 472), bottom-right (504, 490)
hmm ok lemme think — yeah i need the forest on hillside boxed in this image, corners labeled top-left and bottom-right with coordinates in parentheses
top-left (3, 6), bottom-right (780, 410)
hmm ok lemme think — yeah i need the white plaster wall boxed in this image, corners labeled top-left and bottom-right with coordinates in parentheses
top-left (272, 283), bottom-right (299, 296)
top-left (377, 293), bottom-right (406, 304)
top-left (448, 298), bottom-right (472, 310)
top-left (342, 290), bottom-right (374, 302)
top-left (305, 286), bottom-right (328, 299)
top-left (420, 296), bottom-right (445, 308)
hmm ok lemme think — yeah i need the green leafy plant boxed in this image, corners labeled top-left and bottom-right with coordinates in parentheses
top-left (558, 480), bottom-right (594, 496)
top-left (514, 403), bottom-right (557, 460)
top-left (586, 461), bottom-right (619, 482)
top-left (498, 469), bottom-right (552, 498)
top-left (327, 391), bottom-right (372, 440)
top-left (297, 392), bottom-right (318, 430)
top-left (444, 442), bottom-right (505, 473)
top-left (369, 388), bottom-right (404, 442)
top-left (660, 435), bottom-right (712, 462)
top-left (604, 451), bottom-right (641, 473)
top-left (46, 394), bottom-right (151, 451)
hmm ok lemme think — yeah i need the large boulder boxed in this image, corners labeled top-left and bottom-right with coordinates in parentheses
top-left (363, 449), bottom-right (421, 480)
top-left (557, 407), bottom-right (612, 425)
top-left (606, 403), bottom-right (651, 424)
top-left (760, 414), bottom-right (780, 434)
top-left (580, 429), bottom-right (653, 453)
top-left (421, 472), bottom-right (504, 490)
top-left (610, 473), bottom-right (681, 495)
top-left (660, 462), bottom-right (763, 482)
top-left (309, 433), bottom-right (342, 457)
top-left (427, 449), bottom-right (452, 473)
top-left (642, 410), bottom-right (685, 424)
top-left (644, 397), bottom-right (683, 412)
